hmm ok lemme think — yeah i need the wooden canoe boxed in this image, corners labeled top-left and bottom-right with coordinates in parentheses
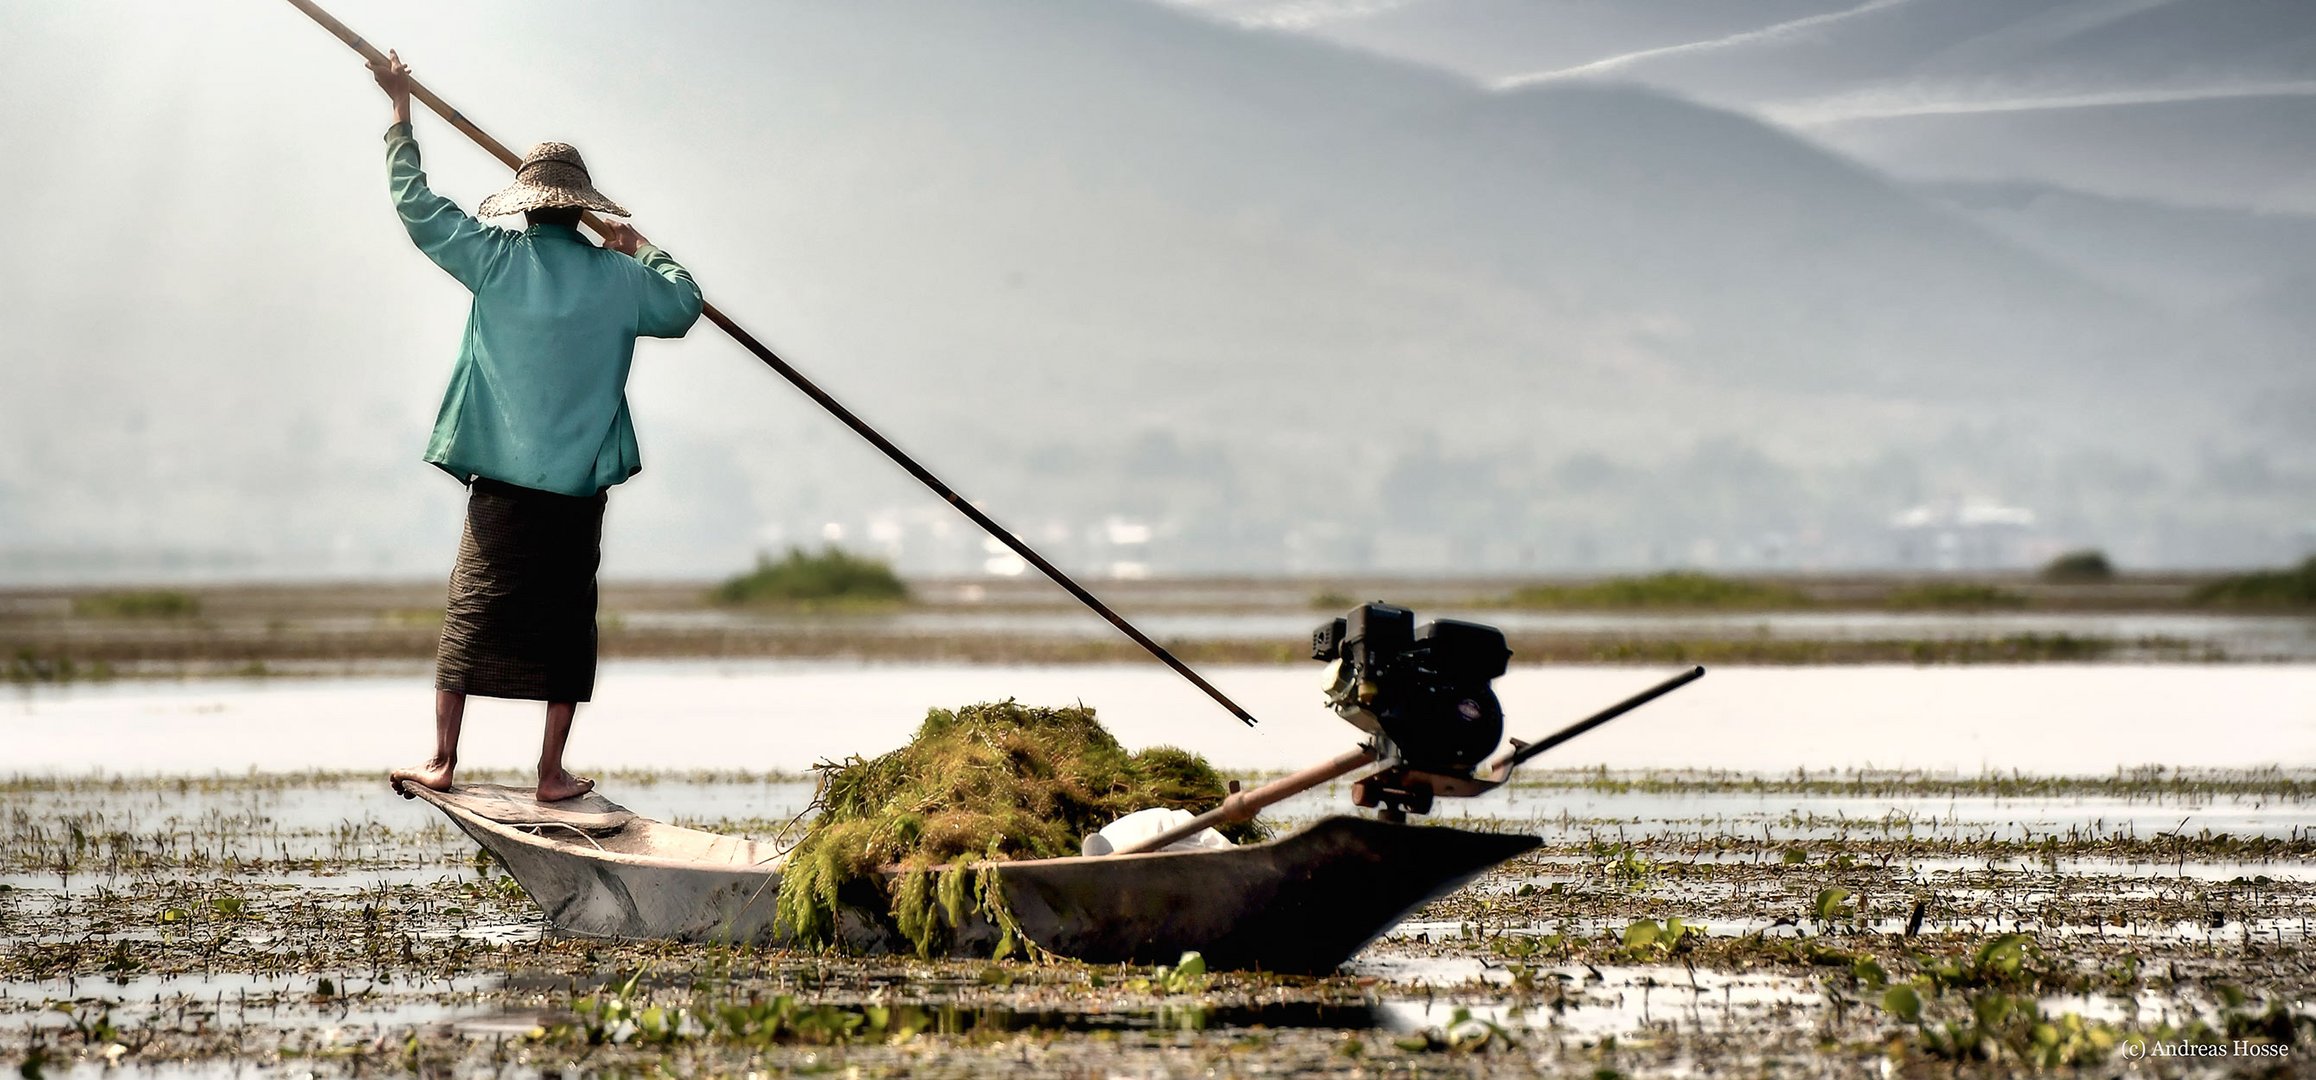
top-left (403, 783), bottom-right (1538, 974)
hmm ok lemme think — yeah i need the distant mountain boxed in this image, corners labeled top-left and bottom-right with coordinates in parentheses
top-left (1918, 179), bottom-right (2316, 314)
top-left (685, 1), bottom-right (2228, 446)
top-left (2, 0), bottom-right (2308, 580)
top-left (1171, 0), bottom-right (2316, 214)
top-left (1172, 0), bottom-right (1854, 82)
top-left (1919, 178), bottom-right (2316, 442)
top-left (604, 0), bottom-right (2308, 569)
top-left (1505, 0), bottom-right (2316, 103)
top-left (1183, 0), bottom-right (2316, 95)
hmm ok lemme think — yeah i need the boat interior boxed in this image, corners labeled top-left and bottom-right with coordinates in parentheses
top-left (410, 782), bottom-right (790, 869)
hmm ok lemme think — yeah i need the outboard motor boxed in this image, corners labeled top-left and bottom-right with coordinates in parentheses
top-left (1312, 603), bottom-right (1511, 819)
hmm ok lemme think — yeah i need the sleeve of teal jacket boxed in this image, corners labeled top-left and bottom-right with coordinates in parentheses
top-left (631, 244), bottom-right (705, 339)
top-left (386, 122), bottom-right (508, 292)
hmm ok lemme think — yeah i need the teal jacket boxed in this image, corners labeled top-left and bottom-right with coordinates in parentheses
top-left (387, 123), bottom-right (703, 496)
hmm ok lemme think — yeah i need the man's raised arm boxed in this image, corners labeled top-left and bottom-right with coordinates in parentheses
top-left (372, 49), bottom-right (505, 291)
top-left (601, 221), bottom-right (704, 339)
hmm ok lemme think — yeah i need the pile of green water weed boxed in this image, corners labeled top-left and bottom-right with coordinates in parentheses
top-left (774, 700), bottom-right (1264, 958)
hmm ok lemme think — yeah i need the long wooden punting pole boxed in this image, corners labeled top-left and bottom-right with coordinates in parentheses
top-left (284, 0), bottom-right (1259, 727)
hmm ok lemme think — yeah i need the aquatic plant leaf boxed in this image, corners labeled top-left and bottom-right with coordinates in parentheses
top-left (1973, 932), bottom-right (2032, 978)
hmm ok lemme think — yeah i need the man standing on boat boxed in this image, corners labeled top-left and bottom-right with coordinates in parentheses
top-left (368, 51), bottom-right (704, 803)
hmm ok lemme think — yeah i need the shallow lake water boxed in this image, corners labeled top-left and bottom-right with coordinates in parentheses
top-left (7, 661), bottom-right (2310, 1075)
top-left (6, 765), bottom-right (2308, 1077)
top-left (7, 661), bottom-right (2313, 777)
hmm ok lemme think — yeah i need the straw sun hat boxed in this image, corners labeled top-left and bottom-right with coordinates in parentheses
top-left (476, 141), bottom-right (630, 218)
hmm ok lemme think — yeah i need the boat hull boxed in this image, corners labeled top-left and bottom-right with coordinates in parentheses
top-left (436, 811), bottom-right (788, 943)
top-left (996, 815), bottom-right (1537, 972)
top-left (408, 784), bottom-right (1537, 972)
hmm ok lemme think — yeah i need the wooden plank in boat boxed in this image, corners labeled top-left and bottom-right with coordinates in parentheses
top-left (405, 782), bottom-right (635, 835)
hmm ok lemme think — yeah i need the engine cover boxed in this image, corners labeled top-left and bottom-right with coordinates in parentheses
top-left (1313, 603), bottom-right (1510, 775)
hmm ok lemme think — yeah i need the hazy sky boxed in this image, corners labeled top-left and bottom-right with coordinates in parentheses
top-left (2, 0), bottom-right (2309, 583)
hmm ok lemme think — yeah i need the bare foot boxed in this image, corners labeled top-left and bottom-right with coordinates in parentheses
top-left (389, 757), bottom-right (456, 798)
top-left (535, 768), bottom-right (595, 803)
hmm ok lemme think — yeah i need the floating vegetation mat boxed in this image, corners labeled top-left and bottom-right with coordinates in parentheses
top-left (5, 770), bottom-right (2316, 1076)
top-left (773, 701), bottom-right (1263, 957)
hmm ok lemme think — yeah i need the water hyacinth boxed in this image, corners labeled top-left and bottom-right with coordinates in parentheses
top-left (773, 700), bottom-right (1265, 957)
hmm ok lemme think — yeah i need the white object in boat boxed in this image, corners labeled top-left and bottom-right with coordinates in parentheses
top-left (1080, 807), bottom-right (1235, 856)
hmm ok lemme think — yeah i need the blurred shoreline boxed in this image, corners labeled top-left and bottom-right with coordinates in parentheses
top-left (6, 574), bottom-right (2310, 680)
